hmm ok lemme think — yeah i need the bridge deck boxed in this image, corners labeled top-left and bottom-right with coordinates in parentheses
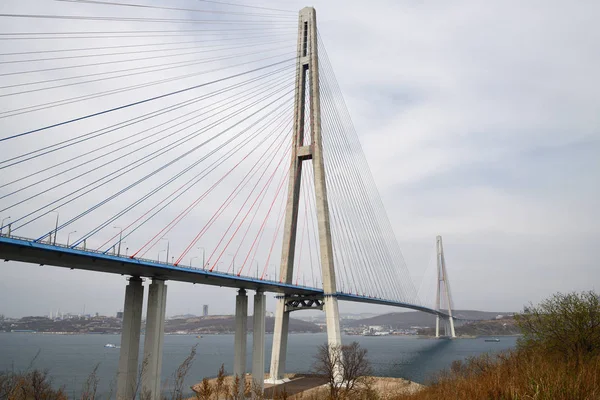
top-left (0, 236), bottom-right (449, 318)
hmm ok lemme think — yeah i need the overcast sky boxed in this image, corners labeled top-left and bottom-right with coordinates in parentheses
top-left (0, 0), bottom-right (598, 318)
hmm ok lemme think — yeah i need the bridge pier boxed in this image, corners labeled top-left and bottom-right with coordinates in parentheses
top-left (268, 299), bottom-right (289, 383)
top-left (324, 295), bottom-right (343, 381)
top-left (233, 289), bottom-right (248, 395)
top-left (252, 290), bottom-right (266, 393)
top-left (142, 279), bottom-right (167, 400)
top-left (435, 316), bottom-right (456, 339)
top-left (117, 277), bottom-right (144, 400)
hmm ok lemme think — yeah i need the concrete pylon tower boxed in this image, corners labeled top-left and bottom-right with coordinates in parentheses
top-left (268, 7), bottom-right (342, 383)
top-left (435, 235), bottom-right (456, 338)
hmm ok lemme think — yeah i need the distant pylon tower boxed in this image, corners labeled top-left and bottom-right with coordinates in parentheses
top-left (435, 235), bottom-right (456, 338)
top-left (268, 7), bottom-right (343, 382)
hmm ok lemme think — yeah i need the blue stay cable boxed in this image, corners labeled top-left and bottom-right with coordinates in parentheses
top-left (0, 58), bottom-right (293, 142)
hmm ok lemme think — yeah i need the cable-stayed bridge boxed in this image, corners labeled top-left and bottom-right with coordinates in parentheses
top-left (0, 2), bottom-right (457, 398)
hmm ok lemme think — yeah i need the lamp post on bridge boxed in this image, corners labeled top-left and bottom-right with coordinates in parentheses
top-left (198, 247), bottom-right (205, 269)
top-left (190, 256), bottom-right (199, 268)
top-left (118, 242), bottom-right (126, 256)
top-left (161, 238), bottom-right (169, 265)
top-left (113, 226), bottom-right (123, 256)
top-left (0, 216), bottom-right (10, 235)
top-left (158, 249), bottom-right (165, 263)
top-left (269, 264), bottom-right (275, 281)
top-left (67, 231), bottom-right (77, 247)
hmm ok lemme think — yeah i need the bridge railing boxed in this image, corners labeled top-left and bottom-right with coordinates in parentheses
top-left (0, 233), bottom-right (325, 290)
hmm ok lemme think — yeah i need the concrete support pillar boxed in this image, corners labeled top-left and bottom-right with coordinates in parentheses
top-left (442, 318), bottom-right (447, 337)
top-left (252, 291), bottom-right (266, 395)
top-left (142, 279), bottom-right (167, 400)
top-left (117, 277), bottom-right (144, 400)
top-left (435, 315), bottom-right (440, 338)
top-left (268, 299), bottom-right (289, 383)
top-left (324, 296), bottom-right (343, 382)
top-left (233, 289), bottom-right (248, 395)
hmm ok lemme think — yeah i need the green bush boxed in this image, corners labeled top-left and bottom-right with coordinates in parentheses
top-left (515, 291), bottom-right (600, 361)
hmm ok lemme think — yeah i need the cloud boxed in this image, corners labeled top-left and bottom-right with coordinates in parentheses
top-left (1, 0), bottom-right (599, 317)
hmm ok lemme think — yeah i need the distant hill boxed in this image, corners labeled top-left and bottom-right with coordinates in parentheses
top-left (165, 315), bottom-right (321, 333)
top-left (345, 310), bottom-right (514, 329)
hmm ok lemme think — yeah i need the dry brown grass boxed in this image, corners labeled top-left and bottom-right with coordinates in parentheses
top-left (387, 291), bottom-right (600, 400)
top-left (389, 349), bottom-right (600, 400)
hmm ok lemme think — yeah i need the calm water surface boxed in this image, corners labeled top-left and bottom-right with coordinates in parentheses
top-left (0, 333), bottom-right (517, 397)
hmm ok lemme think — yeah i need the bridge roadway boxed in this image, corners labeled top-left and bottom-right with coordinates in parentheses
top-left (0, 235), bottom-right (450, 318)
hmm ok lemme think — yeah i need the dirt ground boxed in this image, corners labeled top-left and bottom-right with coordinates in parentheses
top-left (190, 373), bottom-right (424, 399)
top-left (366, 377), bottom-right (424, 398)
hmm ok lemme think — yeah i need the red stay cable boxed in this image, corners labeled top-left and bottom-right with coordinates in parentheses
top-left (132, 142), bottom-right (260, 260)
top-left (236, 164), bottom-right (289, 277)
top-left (259, 179), bottom-right (288, 281)
top-left (208, 145), bottom-right (291, 272)
top-left (97, 138), bottom-right (245, 253)
top-left (173, 134), bottom-right (291, 266)
top-left (247, 174), bottom-right (287, 279)
top-left (224, 164), bottom-right (286, 274)
top-left (194, 134), bottom-right (290, 270)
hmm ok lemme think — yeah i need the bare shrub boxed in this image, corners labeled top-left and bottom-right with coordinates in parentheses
top-left (80, 363), bottom-right (100, 400)
top-left (0, 369), bottom-right (67, 400)
top-left (313, 341), bottom-right (372, 399)
top-left (0, 351), bottom-right (66, 400)
top-left (169, 344), bottom-right (198, 400)
top-left (132, 355), bottom-right (150, 400)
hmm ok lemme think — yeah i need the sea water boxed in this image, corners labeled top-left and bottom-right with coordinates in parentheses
top-left (0, 333), bottom-right (517, 397)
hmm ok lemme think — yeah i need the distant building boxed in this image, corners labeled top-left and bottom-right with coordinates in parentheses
top-left (368, 325), bottom-right (386, 332)
top-left (202, 305), bottom-right (209, 317)
top-left (116, 311), bottom-right (124, 319)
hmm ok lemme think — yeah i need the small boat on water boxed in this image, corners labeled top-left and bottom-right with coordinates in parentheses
top-left (196, 335), bottom-right (203, 339)
top-left (485, 338), bottom-right (500, 342)
top-left (104, 343), bottom-right (117, 348)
